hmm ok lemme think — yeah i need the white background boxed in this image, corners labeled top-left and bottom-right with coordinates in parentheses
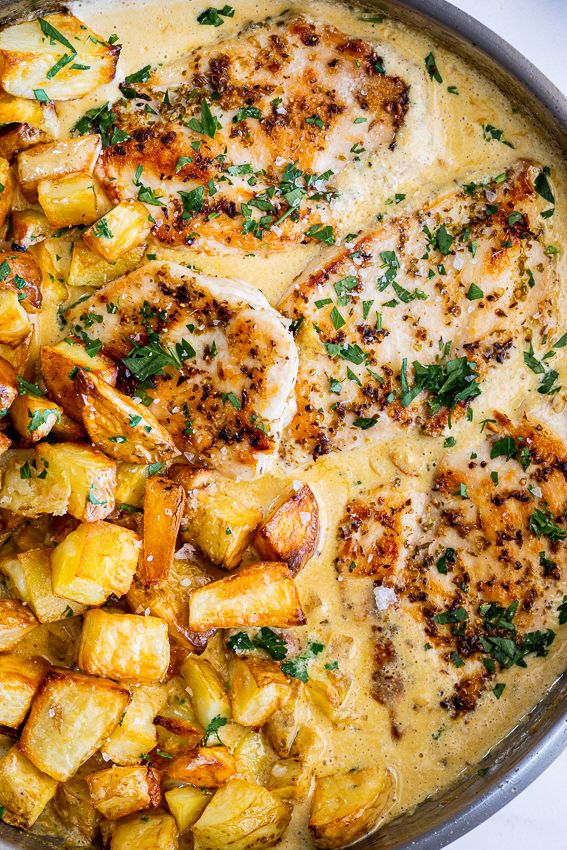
top-left (446, 6), bottom-right (567, 849)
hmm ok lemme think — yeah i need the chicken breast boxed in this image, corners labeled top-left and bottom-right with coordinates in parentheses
top-left (66, 260), bottom-right (298, 478)
top-left (337, 413), bottom-right (567, 714)
top-left (96, 14), bottom-right (409, 251)
top-left (279, 160), bottom-right (556, 463)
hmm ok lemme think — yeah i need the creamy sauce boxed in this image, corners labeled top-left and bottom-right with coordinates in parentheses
top-left (5, 0), bottom-right (567, 846)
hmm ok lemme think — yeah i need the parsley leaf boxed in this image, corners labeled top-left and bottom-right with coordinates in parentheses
top-left (202, 714), bottom-right (228, 745)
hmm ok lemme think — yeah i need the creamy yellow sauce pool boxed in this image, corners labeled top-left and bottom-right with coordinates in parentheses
top-left (5, 0), bottom-right (567, 847)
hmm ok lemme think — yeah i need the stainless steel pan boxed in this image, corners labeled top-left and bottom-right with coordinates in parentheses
top-left (0, 1), bottom-right (565, 848)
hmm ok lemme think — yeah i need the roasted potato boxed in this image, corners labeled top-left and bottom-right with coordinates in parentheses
top-left (38, 171), bottom-right (98, 228)
top-left (154, 678), bottom-right (203, 753)
top-left (305, 667), bottom-right (352, 721)
top-left (35, 442), bottom-right (116, 521)
top-left (11, 208), bottom-right (52, 249)
top-left (254, 484), bottom-right (319, 575)
top-left (51, 520), bottom-right (141, 605)
top-left (0, 290), bottom-right (30, 346)
top-left (115, 463), bottom-right (149, 509)
top-left (0, 124), bottom-right (46, 161)
top-left (41, 338), bottom-right (118, 421)
top-left (67, 241), bottom-right (146, 289)
top-left (34, 231), bottom-right (76, 299)
top-left (178, 467), bottom-right (262, 569)
top-left (0, 156), bottom-right (13, 230)
top-left (0, 548), bottom-right (85, 622)
top-left (180, 656), bottom-right (231, 730)
top-left (263, 684), bottom-right (313, 759)
top-left (268, 758), bottom-right (313, 800)
top-left (233, 729), bottom-right (275, 785)
top-left (0, 91), bottom-right (58, 136)
top-left (141, 475), bottom-right (184, 585)
top-left (0, 14), bottom-right (120, 101)
top-left (110, 810), bottom-right (179, 850)
top-left (0, 597), bottom-right (38, 649)
top-left (17, 134), bottom-right (101, 200)
top-left (189, 562), bottom-right (305, 631)
top-left (9, 392), bottom-right (63, 442)
top-left (86, 764), bottom-right (161, 820)
top-left (0, 432), bottom-right (11, 454)
top-left (54, 774), bottom-right (100, 843)
top-left (76, 368), bottom-right (178, 464)
top-left (103, 684), bottom-right (167, 766)
top-left (78, 609), bottom-right (170, 683)
top-left (165, 786), bottom-right (211, 834)
top-left (0, 653), bottom-right (48, 728)
top-left (19, 667), bottom-right (131, 781)
top-left (0, 448), bottom-right (72, 517)
top-left (309, 767), bottom-right (394, 849)
top-left (83, 200), bottom-right (151, 262)
top-left (193, 778), bottom-right (290, 850)
top-left (167, 745), bottom-right (236, 787)
top-left (0, 745), bottom-right (57, 828)
top-left (0, 355), bottom-right (17, 412)
top-left (230, 658), bottom-right (290, 727)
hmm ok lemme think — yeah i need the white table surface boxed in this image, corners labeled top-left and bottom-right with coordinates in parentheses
top-left (444, 7), bottom-right (567, 848)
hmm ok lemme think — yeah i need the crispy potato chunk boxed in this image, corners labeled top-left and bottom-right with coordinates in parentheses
top-left (54, 775), bottom-right (100, 843)
top-left (0, 597), bottom-right (38, 649)
top-left (51, 520), bottom-right (140, 605)
top-left (0, 548), bottom-right (85, 622)
top-left (0, 157), bottom-right (13, 230)
top-left (179, 468), bottom-right (262, 569)
top-left (78, 609), bottom-right (170, 683)
top-left (76, 368), bottom-right (178, 463)
top-left (35, 442), bottom-right (116, 521)
top-left (0, 745), bottom-right (57, 828)
top-left (268, 758), bottom-right (313, 800)
top-left (34, 232), bottom-right (76, 298)
top-left (0, 290), bottom-right (30, 346)
top-left (309, 767), bottom-right (393, 849)
top-left (38, 171), bottom-right (98, 228)
top-left (0, 355), bottom-right (17, 412)
top-left (83, 200), bottom-right (151, 262)
top-left (0, 448), bottom-right (71, 517)
top-left (0, 14), bottom-right (120, 101)
top-left (103, 684), bottom-right (167, 766)
top-left (180, 656), bottom-right (231, 730)
top-left (0, 431), bottom-right (11, 454)
top-left (9, 392), bottom-right (63, 442)
top-left (20, 668), bottom-right (131, 781)
top-left (189, 562), bottom-right (305, 631)
top-left (230, 658), bottom-right (290, 727)
top-left (0, 91), bottom-right (58, 135)
top-left (0, 124), bottom-right (45, 161)
top-left (305, 667), bottom-right (352, 721)
top-left (0, 249), bottom-right (52, 311)
top-left (41, 338), bottom-right (118, 421)
top-left (11, 208), bottom-right (52, 248)
top-left (154, 695), bottom-right (203, 755)
top-left (233, 729), bottom-right (275, 785)
top-left (17, 134), bottom-right (101, 200)
top-left (141, 476), bottom-right (184, 585)
top-left (67, 241), bottom-right (146, 288)
top-left (110, 810), bottom-right (179, 850)
top-left (115, 463), bottom-right (149, 509)
top-left (86, 765), bottom-right (161, 820)
top-left (0, 654), bottom-right (48, 728)
top-left (165, 786), bottom-right (210, 834)
top-left (193, 778), bottom-right (290, 850)
top-left (254, 485), bottom-right (319, 575)
top-left (167, 746), bottom-right (236, 787)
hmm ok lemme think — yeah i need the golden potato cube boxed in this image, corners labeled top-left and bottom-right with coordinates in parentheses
top-left (0, 653), bottom-right (48, 727)
top-left (167, 745), bottom-right (236, 788)
top-left (34, 232), bottom-right (76, 300)
top-left (41, 338), bottom-right (118, 421)
top-left (0, 290), bottom-right (30, 346)
top-left (86, 765), bottom-right (161, 821)
top-left (0, 91), bottom-right (58, 135)
top-left (180, 656), bottom-right (231, 730)
top-left (254, 485), bottom-right (319, 575)
top-left (110, 810), bottom-right (179, 850)
top-left (165, 786), bottom-right (210, 834)
top-left (20, 668), bottom-right (130, 781)
top-left (0, 355), bottom-right (17, 414)
top-left (0, 548), bottom-right (85, 623)
top-left (154, 680), bottom-right (203, 753)
top-left (268, 758), bottom-right (313, 800)
top-left (306, 668), bottom-right (352, 721)
top-left (180, 468), bottom-right (262, 569)
top-left (189, 562), bottom-right (305, 631)
top-left (115, 463), bottom-right (149, 509)
top-left (83, 200), bottom-right (151, 262)
top-left (193, 778), bottom-right (290, 850)
top-left (0, 156), bottom-right (13, 231)
top-left (54, 775), bottom-right (100, 843)
top-left (0, 448), bottom-right (71, 517)
top-left (233, 729), bottom-right (275, 785)
top-left (141, 475), bottom-right (184, 585)
top-left (263, 684), bottom-right (312, 759)
top-left (35, 442), bottom-right (116, 522)
top-left (78, 609), bottom-right (170, 683)
top-left (0, 14), bottom-right (119, 102)
top-left (38, 171), bottom-right (97, 228)
top-left (0, 123), bottom-right (46, 161)
top-left (0, 745), bottom-right (57, 828)
top-left (11, 208), bottom-right (52, 249)
top-left (0, 251), bottom-right (42, 312)
top-left (17, 134), bottom-right (101, 200)
top-left (103, 684), bottom-right (167, 766)
top-left (0, 597), bottom-right (38, 649)
top-left (67, 241), bottom-right (146, 289)
top-left (230, 658), bottom-right (290, 727)
top-left (51, 520), bottom-right (141, 605)
top-left (76, 368), bottom-right (178, 464)
top-left (309, 767), bottom-right (394, 849)
top-left (9, 392), bottom-right (63, 442)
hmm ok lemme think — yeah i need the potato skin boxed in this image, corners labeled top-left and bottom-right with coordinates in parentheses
top-left (254, 484), bottom-right (319, 575)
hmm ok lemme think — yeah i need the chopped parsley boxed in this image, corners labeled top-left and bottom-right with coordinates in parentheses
top-left (281, 641), bottom-right (324, 683)
top-left (228, 627), bottom-right (287, 661)
top-left (424, 52), bottom-right (442, 83)
top-left (197, 5), bottom-right (234, 26)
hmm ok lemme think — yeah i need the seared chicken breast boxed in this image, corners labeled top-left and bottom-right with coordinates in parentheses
top-left (337, 413), bottom-right (567, 714)
top-left (96, 14), bottom-right (409, 251)
top-left (66, 260), bottom-right (298, 478)
top-left (279, 160), bottom-right (557, 462)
